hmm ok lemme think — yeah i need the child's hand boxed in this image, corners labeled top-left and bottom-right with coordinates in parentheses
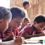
top-left (15, 36), bottom-right (22, 45)
top-left (42, 30), bottom-right (45, 34)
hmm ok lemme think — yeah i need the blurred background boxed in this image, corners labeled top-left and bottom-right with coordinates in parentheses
top-left (0, 0), bottom-right (45, 22)
top-left (10, 0), bottom-right (45, 22)
top-left (0, 0), bottom-right (10, 8)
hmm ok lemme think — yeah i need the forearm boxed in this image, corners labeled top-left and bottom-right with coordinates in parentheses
top-left (24, 33), bottom-right (45, 39)
top-left (2, 35), bottom-right (13, 41)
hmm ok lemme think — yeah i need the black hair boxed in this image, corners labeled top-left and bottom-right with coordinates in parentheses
top-left (0, 7), bottom-right (12, 21)
top-left (24, 18), bottom-right (29, 22)
top-left (23, 1), bottom-right (29, 7)
top-left (34, 15), bottom-right (45, 23)
top-left (10, 7), bottom-right (25, 19)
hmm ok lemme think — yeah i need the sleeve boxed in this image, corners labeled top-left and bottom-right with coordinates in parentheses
top-left (19, 26), bottom-right (32, 38)
top-left (12, 28), bottom-right (20, 36)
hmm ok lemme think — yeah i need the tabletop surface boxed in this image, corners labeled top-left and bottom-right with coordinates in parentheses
top-left (0, 36), bottom-right (45, 45)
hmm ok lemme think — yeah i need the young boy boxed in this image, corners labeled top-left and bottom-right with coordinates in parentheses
top-left (0, 7), bottom-right (12, 41)
top-left (19, 15), bottom-right (45, 39)
top-left (10, 7), bottom-right (26, 45)
top-left (0, 7), bottom-right (12, 32)
top-left (10, 7), bottom-right (25, 36)
top-left (20, 18), bottom-right (30, 31)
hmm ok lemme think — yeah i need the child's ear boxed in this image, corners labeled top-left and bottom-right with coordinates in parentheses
top-left (34, 22), bottom-right (37, 24)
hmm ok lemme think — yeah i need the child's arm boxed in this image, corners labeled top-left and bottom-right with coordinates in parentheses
top-left (24, 33), bottom-right (45, 39)
top-left (2, 32), bottom-right (13, 41)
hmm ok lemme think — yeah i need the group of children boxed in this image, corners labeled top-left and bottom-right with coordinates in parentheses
top-left (0, 6), bottom-right (45, 45)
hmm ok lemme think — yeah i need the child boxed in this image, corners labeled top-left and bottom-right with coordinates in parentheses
top-left (19, 15), bottom-right (45, 39)
top-left (20, 18), bottom-right (30, 31)
top-left (10, 7), bottom-right (25, 36)
top-left (0, 7), bottom-right (12, 41)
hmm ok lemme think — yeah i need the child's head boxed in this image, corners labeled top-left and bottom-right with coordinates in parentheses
top-left (10, 7), bottom-right (25, 28)
top-left (23, 1), bottom-right (29, 9)
top-left (21, 18), bottom-right (29, 27)
top-left (33, 15), bottom-right (45, 30)
top-left (0, 7), bottom-right (12, 32)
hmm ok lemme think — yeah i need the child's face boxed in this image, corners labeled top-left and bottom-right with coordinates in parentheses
top-left (22, 20), bottom-right (29, 27)
top-left (34, 22), bottom-right (45, 31)
top-left (24, 4), bottom-right (29, 9)
top-left (0, 19), bottom-right (9, 32)
top-left (10, 18), bottom-right (21, 29)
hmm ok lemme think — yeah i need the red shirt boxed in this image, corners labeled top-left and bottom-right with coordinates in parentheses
top-left (0, 27), bottom-right (19, 41)
top-left (19, 24), bottom-right (42, 37)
